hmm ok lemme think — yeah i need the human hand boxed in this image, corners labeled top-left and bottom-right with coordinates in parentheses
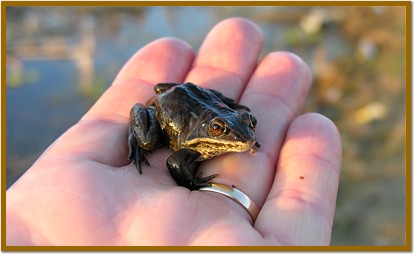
top-left (6, 18), bottom-right (342, 246)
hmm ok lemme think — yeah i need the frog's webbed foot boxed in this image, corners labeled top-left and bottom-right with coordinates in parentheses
top-left (195, 172), bottom-right (219, 188)
top-left (167, 148), bottom-right (218, 190)
top-left (128, 103), bottom-right (165, 174)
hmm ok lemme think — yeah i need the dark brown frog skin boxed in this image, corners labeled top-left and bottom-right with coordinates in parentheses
top-left (128, 82), bottom-right (259, 190)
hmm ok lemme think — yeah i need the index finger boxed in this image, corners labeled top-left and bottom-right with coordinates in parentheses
top-left (85, 38), bottom-right (194, 123)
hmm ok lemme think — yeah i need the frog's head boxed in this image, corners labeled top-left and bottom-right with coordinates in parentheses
top-left (184, 111), bottom-right (258, 159)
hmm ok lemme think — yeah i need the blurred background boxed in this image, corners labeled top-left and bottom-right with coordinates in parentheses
top-left (6, 6), bottom-right (407, 246)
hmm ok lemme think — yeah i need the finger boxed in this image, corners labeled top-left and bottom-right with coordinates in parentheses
top-left (201, 52), bottom-right (313, 210)
top-left (41, 38), bottom-right (194, 167)
top-left (255, 113), bottom-right (342, 245)
top-left (185, 17), bottom-right (263, 99)
top-left (182, 17), bottom-right (263, 215)
top-left (85, 38), bottom-right (194, 122)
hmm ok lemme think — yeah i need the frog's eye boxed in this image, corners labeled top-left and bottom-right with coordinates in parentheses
top-left (208, 119), bottom-right (228, 137)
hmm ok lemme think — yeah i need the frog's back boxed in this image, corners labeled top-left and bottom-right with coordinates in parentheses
top-left (153, 83), bottom-right (227, 145)
top-left (160, 83), bottom-right (221, 105)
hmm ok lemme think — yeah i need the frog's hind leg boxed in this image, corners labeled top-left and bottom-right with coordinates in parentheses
top-left (209, 89), bottom-right (251, 112)
top-left (128, 103), bottom-right (164, 174)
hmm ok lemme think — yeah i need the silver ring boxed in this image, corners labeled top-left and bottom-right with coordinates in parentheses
top-left (199, 183), bottom-right (259, 220)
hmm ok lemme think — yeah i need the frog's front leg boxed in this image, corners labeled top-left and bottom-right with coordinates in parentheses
top-left (128, 103), bottom-right (165, 174)
top-left (166, 148), bottom-right (218, 190)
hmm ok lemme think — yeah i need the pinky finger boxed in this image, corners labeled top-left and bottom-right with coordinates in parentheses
top-left (255, 113), bottom-right (342, 245)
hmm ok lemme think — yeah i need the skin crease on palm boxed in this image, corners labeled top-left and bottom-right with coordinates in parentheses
top-left (6, 18), bottom-right (342, 246)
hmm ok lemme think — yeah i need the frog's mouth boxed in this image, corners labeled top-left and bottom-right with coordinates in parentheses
top-left (184, 138), bottom-right (255, 159)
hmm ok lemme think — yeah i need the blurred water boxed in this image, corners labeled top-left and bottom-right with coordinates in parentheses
top-left (6, 60), bottom-right (88, 184)
top-left (5, 6), bottom-right (408, 246)
top-left (6, 6), bottom-right (287, 188)
top-left (6, 7), bottom-right (220, 187)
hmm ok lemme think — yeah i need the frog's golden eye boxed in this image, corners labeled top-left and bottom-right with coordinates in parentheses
top-left (208, 119), bottom-right (227, 137)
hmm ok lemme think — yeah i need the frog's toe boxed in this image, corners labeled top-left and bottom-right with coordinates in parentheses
top-left (191, 173), bottom-right (219, 190)
top-left (133, 160), bottom-right (143, 175)
top-left (140, 148), bottom-right (150, 166)
top-left (129, 146), bottom-right (150, 175)
top-left (197, 173), bottom-right (219, 183)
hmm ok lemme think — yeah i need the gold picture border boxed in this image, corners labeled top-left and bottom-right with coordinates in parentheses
top-left (1, 0), bottom-right (411, 251)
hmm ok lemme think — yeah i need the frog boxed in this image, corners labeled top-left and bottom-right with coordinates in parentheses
top-left (127, 82), bottom-right (260, 190)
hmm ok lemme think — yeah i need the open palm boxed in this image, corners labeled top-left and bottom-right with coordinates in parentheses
top-left (6, 18), bottom-right (342, 246)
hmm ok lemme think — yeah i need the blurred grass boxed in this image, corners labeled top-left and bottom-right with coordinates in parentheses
top-left (300, 7), bottom-right (407, 246)
top-left (6, 5), bottom-right (408, 246)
